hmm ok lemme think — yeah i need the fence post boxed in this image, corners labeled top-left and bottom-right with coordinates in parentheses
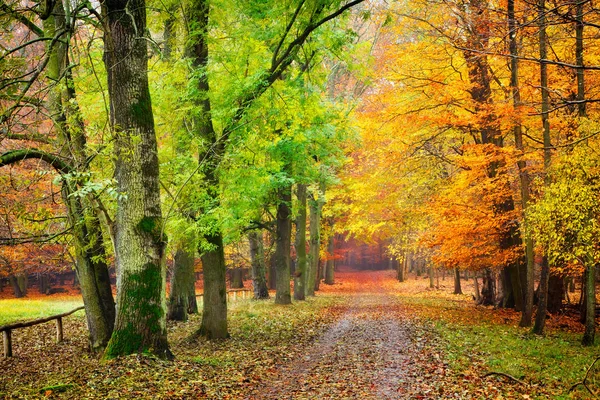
top-left (233, 291), bottom-right (237, 301)
top-left (3, 330), bottom-right (12, 358)
top-left (56, 317), bottom-right (63, 343)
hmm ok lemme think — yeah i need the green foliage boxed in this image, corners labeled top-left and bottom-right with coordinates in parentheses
top-left (527, 145), bottom-right (600, 271)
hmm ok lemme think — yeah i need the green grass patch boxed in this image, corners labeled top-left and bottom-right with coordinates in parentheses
top-left (38, 383), bottom-right (75, 394)
top-left (398, 291), bottom-right (597, 399)
top-left (0, 296), bottom-right (83, 325)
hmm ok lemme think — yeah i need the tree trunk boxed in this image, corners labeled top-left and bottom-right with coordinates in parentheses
top-left (507, 0), bottom-right (535, 328)
top-left (547, 273), bottom-right (564, 314)
top-left (474, 274), bottom-right (481, 302)
top-left (39, 274), bottom-right (50, 295)
top-left (268, 252), bottom-right (277, 290)
top-left (43, 0), bottom-right (117, 351)
top-left (397, 257), bottom-right (405, 282)
top-left (479, 268), bottom-right (495, 306)
top-left (315, 260), bottom-right (323, 292)
top-left (198, 233), bottom-right (229, 339)
top-left (275, 184), bottom-right (292, 304)
top-left (230, 268), bottom-right (244, 289)
top-left (294, 184), bottom-right (307, 300)
top-left (249, 231), bottom-right (269, 299)
top-left (454, 267), bottom-right (462, 295)
top-left (324, 233), bottom-right (335, 285)
top-left (429, 265), bottom-right (435, 289)
top-left (17, 274), bottom-right (28, 297)
top-left (168, 247), bottom-right (196, 321)
top-left (582, 263), bottom-right (595, 346)
top-left (533, 257), bottom-right (550, 335)
top-left (307, 190), bottom-right (324, 296)
top-left (533, 0), bottom-right (552, 337)
top-left (9, 275), bottom-right (24, 298)
top-left (102, 0), bottom-right (170, 359)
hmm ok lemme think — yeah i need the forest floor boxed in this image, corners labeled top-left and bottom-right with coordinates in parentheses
top-left (0, 269), bottom-right (598, 399)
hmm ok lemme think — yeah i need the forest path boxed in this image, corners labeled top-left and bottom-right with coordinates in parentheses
top-left (249, 271), bottom-right (447, 399)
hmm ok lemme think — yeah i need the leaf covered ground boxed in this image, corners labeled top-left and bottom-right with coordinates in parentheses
top-left (1, 270), bottom-right (597, 399)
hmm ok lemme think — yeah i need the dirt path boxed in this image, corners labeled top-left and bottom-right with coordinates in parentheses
top-left (249, 273), bottom-right (449, 399)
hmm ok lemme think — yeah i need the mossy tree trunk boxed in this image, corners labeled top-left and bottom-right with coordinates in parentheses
top-left (41, 1), bottom-right (116, 352)
top-left (275, 183), bottom-right (292, 305)
top-left (249, 231), bottom-right (269, 299)
top-left (324, 231), bottom-right (335, 285)
top-left (168, 247), bottom-right (197, 321)
top-left (102, 0), bottom-right (170, 359)
top-left (294, 184), bottom-right (307, 301)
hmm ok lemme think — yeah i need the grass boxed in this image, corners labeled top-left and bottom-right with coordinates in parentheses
top-left (0, 295), bottom-right (84, 325)
top-left (395, 277), bottom-right (598, 399)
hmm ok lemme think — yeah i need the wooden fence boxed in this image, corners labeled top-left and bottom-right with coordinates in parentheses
top-left (1, 288), bottom-right (253, 358)
top-left (1, 306), bottom-right (84, 358)
top-left (196, 288), bottom-right (252, 303)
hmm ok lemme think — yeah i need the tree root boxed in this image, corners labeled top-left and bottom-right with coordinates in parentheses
top-left (568, 356), bottom-right (600, 398)
top-left (483, 371), bottom-right (528, 386)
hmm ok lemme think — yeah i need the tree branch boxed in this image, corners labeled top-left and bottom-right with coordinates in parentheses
top-left (0, 148), bottom-right (72, 173)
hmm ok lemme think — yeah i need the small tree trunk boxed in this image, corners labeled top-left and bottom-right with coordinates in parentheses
top-left (547, 273), bottom-right (564, 314)
top-left (533, 257), bottom-right (550, 335)
top-left (324, 234), bottom-right (335, 285)
top-left (275, 184), bottom-right (292, 305)
top-left (474, 274), bottom-right (481, 302)
top-left (39, 274), bottom-right (50, 295)
top-left (582, 263), bottom-right (595, 346)
top-left (230, 268), bottom-right (244, 289)
top-left (294, 184), bottom-right (307, 301)
top-left (268, 252), bottom-right (277, 290)
top-left (307, 190), bottom-right (323, 296)
top-left (479, 268), bottom-right (495, 306)
top-left (453, 268), bottom-right (462, 295)
top-left (9, 275), bottom-right (24, 298)
top-left (197, 233), bottom-right (229, 339)
top-left (249, 231), bottom-right (269, 299)
top-left (397, 257), bottom-right (405, 282)
top-left (429, 265), bottom-right (435, 288)
top-left (168, 247), bottom-right (196, 321)
top-left (315, 260), bottom-right (323, 292)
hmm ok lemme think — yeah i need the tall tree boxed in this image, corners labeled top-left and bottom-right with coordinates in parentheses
top-left (294, 184), bottom-right (308, 300)
top-left (532, 0), bottom-right (552, 337)
top-left (102, 0), bottom-right (171, 358)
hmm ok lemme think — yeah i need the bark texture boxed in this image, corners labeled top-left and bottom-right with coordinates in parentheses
top-left (249, 231), bottom-right (269, 299)
top-left (103, 0), bottom-right (170, 358)
top-left (168, 247), bottom-right (197, 321)
top-left (44, 2), bottom-right (115, 351)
